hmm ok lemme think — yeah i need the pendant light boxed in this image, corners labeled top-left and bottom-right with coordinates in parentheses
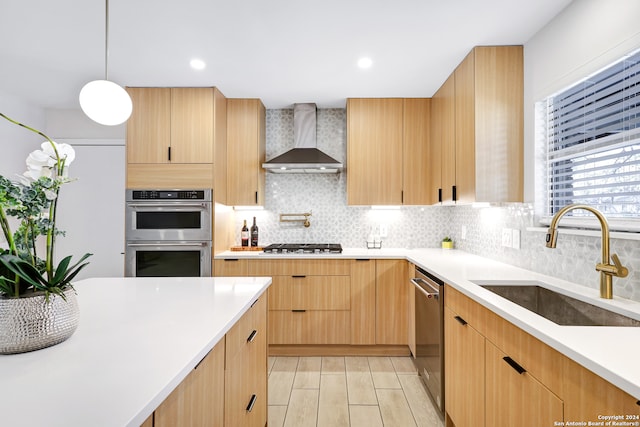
top-left (79, 0), bottom-right (132, 126)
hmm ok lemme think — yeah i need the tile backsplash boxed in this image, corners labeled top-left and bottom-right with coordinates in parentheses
top-left (232, 108), bottom-right (640, 303)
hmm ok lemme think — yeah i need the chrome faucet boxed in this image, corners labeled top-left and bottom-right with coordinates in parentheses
top-left (545, 204), bottom-right (628, 299)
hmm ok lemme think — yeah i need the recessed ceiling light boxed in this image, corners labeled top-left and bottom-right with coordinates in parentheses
top-left (190, 59), bottom-right (206, 70)
top-left (357, 57), bottom-right (373, 69)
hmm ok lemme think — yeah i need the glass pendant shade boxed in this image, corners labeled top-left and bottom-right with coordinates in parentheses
top-left (79, 79), bottom-right (132, 126)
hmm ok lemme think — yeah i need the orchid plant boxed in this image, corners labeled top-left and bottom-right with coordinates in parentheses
top-left (0, 113), bottom-right (91, 299)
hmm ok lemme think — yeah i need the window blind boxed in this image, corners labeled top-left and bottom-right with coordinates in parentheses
top-left (546, 49), bottom-right (640, 218)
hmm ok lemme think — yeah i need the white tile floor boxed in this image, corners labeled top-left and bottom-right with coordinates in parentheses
top-left (268, 356), bottom-right (444, 427)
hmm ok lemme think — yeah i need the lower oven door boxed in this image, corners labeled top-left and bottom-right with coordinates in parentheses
top-left (125, 241), bottom-right (211, 277)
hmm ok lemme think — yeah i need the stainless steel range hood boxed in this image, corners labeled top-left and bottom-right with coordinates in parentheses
top-left (262, 103), bottom-right (343, 173)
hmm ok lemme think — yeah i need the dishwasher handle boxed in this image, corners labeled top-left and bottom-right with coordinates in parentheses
top-left (410, 277), bottom-right (440, 300)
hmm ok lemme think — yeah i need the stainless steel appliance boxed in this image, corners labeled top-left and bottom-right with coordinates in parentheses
top-left (125, 189), bottom-right (212, 277)
top-left (125, 189), bottom-right (212, 241)
top-left (262, 243), bottom-right (342, 254)
top-left (410, 266), bottom-right (445, 415)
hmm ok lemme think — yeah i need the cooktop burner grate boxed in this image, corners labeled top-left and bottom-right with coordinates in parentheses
top-left (262, 243), bottom-right (342, 254)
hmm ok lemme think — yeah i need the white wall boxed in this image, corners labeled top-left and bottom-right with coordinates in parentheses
top-left (523, 0), bottom-right (640, 202)
top-left (0, 93), bottom-right (46, 177)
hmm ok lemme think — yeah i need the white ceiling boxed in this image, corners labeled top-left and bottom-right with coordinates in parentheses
top-left (0, 0), bottom-right (572, 110)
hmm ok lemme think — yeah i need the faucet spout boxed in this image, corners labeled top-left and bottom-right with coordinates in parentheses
top-left (545, 204), bottom-right (628, 299)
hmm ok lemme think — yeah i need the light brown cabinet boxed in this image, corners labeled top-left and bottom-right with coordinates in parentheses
top-left (125, 87), bottom-right (226, 189)
top-left (262, 260), bottom-right (351, 345)
top-left (350, 259), bottom-right (376, 345)
top-left (153, 338), bottom-right (225, 427)
top-left (445, 284), bottom-right (639, 427)
top-left (375, 259), bottom-right (409, 345)
top-left (485, 341), bottom-right (562, 427)
top-left (402, 99), bottom-right (432, 205)
top-left (430, 46), bottom-right (523, 205)
top-left (563, 357), bottom-right (640, 421)
top-left (126, 87), bottom-right (214, 164)
top-left (347, 98), bottom-right (431, 205)
top-left (215, 258), bottom-right (411, 351)
top-left (430, 74), bottom-right (455, 204)
top-left (226, 99), bottom-right (266, 206)
top-left (225, 296), bottom-right (267, 427)
top-left (444, 306), bottom-right (485, 427)
top-left (145, 292), bottom-right (267, 427)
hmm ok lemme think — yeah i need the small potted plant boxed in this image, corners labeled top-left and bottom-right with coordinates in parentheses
top-left (0, 113), bottom-right (92, 354)
top-left (441, 236), bottom-right (454, 249)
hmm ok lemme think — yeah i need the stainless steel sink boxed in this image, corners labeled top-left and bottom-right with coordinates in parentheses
top-left (474, 283), bottom-right (640, 327)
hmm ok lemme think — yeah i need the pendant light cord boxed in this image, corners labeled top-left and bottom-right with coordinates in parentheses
top-left (104, 0), bottom-right (109, 81)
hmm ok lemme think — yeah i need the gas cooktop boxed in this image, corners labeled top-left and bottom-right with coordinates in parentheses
top-left (262, 243), bottom-right (343, 254)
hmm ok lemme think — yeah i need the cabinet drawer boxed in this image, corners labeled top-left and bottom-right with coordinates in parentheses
top-left (268, 275), bottom-right (350, 310)
top-left (249, 259), bottom-right (350, 276)
top-left (444, 285), bottom-right (490, 334)
top-left (213, 258), bottom-right (249, 276)
top-left (268, 310), bottom-right (350, 344)
top-left (226, 296), bottom-right (266, 358)
top-left (225, 320), bottom-right (267, 427)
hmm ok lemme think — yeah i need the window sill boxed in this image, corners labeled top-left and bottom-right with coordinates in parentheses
top-left (527, 226), bottom-right (640, 241)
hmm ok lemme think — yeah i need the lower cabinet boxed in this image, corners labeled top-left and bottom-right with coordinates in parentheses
top-left (154, 340), bottom-right (226, 426)
top-left (225, 296), bottom-right (267, 427)
top-left (375, 259), bottom-right (409, 345)
top-left (444, 306), bottom-right (485, 427)
top-left (485, 341), bottom-right (562, 427)
top-left (445, 284), bottom-right (640, 427)
top-left (144, 293), bottom-right (267, 427)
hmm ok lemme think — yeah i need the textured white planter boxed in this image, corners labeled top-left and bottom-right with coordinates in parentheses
top-left (0, 289), bottom-right (79, 354)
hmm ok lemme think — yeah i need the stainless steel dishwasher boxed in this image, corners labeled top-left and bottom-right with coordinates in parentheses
top-left (410, 266), bottom-right (444, 415)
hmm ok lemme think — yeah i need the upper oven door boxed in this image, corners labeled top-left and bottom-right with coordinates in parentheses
top-left (125, 200), bottom-right (212, 241)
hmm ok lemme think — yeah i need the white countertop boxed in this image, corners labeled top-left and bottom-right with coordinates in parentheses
top-left (0, 276), bottom-right (272, 427)
top-left (217, 247), bottom-right (640, 399)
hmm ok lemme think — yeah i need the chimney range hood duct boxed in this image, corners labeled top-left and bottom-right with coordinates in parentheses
top-left (262, 103), bottom-right (343, 173)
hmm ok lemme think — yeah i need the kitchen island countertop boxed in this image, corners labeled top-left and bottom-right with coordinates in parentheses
top-left (216, 247), bottom-right (640, 399)
top-left (0, 276), bottom-right (271, 427)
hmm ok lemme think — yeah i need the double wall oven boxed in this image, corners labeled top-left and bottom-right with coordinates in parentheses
top-left (125, 189), bottom-right (212, 277)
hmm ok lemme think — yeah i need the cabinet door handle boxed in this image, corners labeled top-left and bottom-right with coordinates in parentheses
top-left (224, 258), bottom-right (239, 262)
top-left (168, 146), bottom-right (171, 161)
top-left (355, 259), bottom-right (371, 262)
top-left (438, 188), bottom-right (442, 203)
top-left (452, 185), bottom-right (457, 202)
top-left (250, 298), bottom-right (259, 308)
top-left (292, 309), bottom-right (306, 313)
top-left (247, 329), bottom-right (258, 343)
top-left (454, 315), bottom-right (467, 326)
top-left (292, 275), bottom-right (306, 278)
top-left (246, 394), bottom-right (257, 412)
top-left (255, 191), bottom-right (258, 204)
top-left (503, 356), bottom-right (527, 375)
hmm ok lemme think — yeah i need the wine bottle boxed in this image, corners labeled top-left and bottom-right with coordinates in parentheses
top-left (250, 216), bottom-right (259, 247)
top-left (241, 220), bottom-right (249, 247)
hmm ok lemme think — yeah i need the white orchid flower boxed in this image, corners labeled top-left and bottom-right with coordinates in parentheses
top-left (41, 141), bottom-right (76, 167)
top-left (23, 141), bottom-right (77, 181)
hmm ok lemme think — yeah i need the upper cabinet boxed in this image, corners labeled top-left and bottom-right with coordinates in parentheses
top-left (125, 87), bottom-right (226, 190)
top-left (430, 74), bottom-right (455, 205)
top-left (402, 98), bottom-right (432, 205)
top-left (126, 87), bottom-right (214, 164)
top-left (431, 45), bottom-right (524, 204)
top-left (347, 98), bottom-right (430, 205)
top-left (226, 99), bottom-right (266, 206)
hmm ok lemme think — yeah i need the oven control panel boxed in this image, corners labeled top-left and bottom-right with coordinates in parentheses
top-left (128, 189), bottom-right (211, 201)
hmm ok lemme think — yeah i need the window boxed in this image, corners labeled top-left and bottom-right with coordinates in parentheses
top-left (542, 49), bottom-right (640, 222)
